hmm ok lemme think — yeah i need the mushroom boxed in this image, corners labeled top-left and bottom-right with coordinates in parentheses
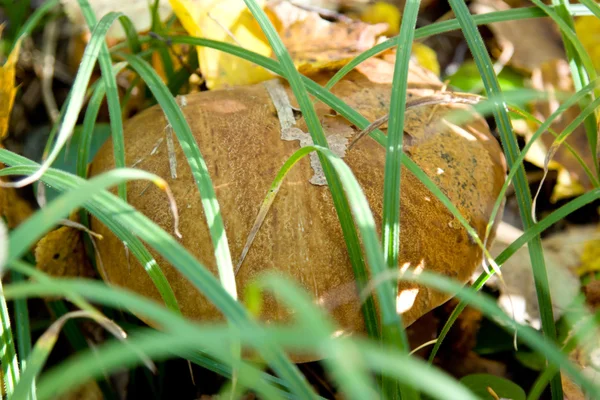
top-left (90, 69), bottom-right (506, 361)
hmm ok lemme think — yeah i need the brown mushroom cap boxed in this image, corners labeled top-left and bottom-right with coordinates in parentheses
top-left (90, 71), bottom-right (506, 360)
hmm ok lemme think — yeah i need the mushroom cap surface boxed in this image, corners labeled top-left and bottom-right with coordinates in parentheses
top-left (90, 71), bottom-right (506, 359)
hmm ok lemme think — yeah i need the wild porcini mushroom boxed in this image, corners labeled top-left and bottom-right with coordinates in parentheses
top-left (90, 68), bottom-right (506, 361)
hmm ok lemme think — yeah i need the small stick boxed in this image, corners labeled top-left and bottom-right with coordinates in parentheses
top-left (348, 94), bottom-right (481, 149)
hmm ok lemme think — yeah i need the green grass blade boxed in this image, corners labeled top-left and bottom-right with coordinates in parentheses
top-left (429, 187), bottom-right (600, 364)
top-left (260, 275), bottom-right (378, 400)
top-left (0, 279), bottom-right (20, 396)
top-left (11, 310), bottom-right (128, 400)
top-left (119, 53), bottom-right (238, 301)
top-left (325, 4), bottom-right (595, 90)
top-left (234, 143), bottom-right (379, 339)
top-left (117, 15), bottom-right (142, 54)
top-left (77, 0), bottom-right (128, 201)
top-left (3, 275), bottom-right (472, 400)
top-left (77, 62), bottom-right (127, 179)
top-left (239, 0), bottom-right (382, 345)
top-left (72, 62), bottom-right (180, 313)
top-left (0, 150), bottom-right (315, 399)
top-left (447, 1), bottom-right (563, 398)
top-left (3, 274), bottom-right (288, 400)
top-left (363, 269), bottom-right (600, 398)
top-left (381, 0), bottom-right (421, 396)
top-left (2, 11), bottom-right (122, 190)
top-left (13, 0), bottom-right (60, 48)
top-left (580, 0), bottom-right (600, 18)
top-left (6, 169), bottom-right (172, 265)
top-left (534, 0), bottom-right (598, 175)
top-left (12, 270), bottom-right (36, 400)
top-left (482, 80), bottom-right (600, 248)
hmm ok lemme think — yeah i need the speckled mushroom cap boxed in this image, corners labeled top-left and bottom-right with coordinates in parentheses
top-left (90, 70), bottom-right (506, 359)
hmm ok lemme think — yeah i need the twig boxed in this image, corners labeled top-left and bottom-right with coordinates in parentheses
top-left (348, 93), bottom-right (481, 149)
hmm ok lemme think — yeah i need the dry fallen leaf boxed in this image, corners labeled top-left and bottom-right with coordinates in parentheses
top-left (35, 225), bottom-right (95, 279)
top-left (62, 0), bottom-right (173, 40)
top-left (471, 0), bottom-right (565, 72)
top-left (268, 0), bottom-right (388, 75)
top-left (0, 173), bottom-right (34, 229)
top-left (529, 59), bottom-right (594, 201)
top-left (169, 0), bottom-right (273, 89)
top-left (0, 36), bottom-right (20, 140)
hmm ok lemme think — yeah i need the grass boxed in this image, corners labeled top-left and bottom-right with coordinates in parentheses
top-left (2, 0), bottom-right (600, 399)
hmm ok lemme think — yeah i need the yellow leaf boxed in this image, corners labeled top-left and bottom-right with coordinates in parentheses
top-left (0, 39), bottom-right (20, 140)
top-left (575, 16), bottom-right (600, 72)
top-left (359, 1), bottom-right (400, 36)
top-left (577, 225), bottom-right (600, 276)
top-left (412, 42), bottom-right (440, 76)
top-left (169, 0), bottom-right (273, 89)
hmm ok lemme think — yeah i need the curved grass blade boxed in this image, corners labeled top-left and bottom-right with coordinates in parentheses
top-left (482, 81), bottom-right (600, 251)
top-left (325, 5), bottom-right (595, 90)
top-left (536, 0), bottom-right (599, 174)
top-left (531, 95), bottom-right (600, 222)
top-left (72, 64), bottom-right (180, 313)
top-left (6, 276), bottom-right (475, 400)
top-left (6, 168), bottom-right (178, 264)
top-left (3, 275), bottom-right (288, 400)
top-left (234, 144), bottom-right (379, 337)
top-left (259, 275), bottom-right (377, 400)
top-left (13, 0), bottom-right (60, 48)
top-left (527, 309), bottom-right (600, 400)
top-left (0, 150), bottom-right (316, 399)
top-left (77, 62), bottom-right (127, 179)
top-left (446, 0), bottom-right (562, 397)
top-left (11, 310), bottom-right (152, 400)
top-left (1, 11), bottom-right (123, 190)
top-left (77, 0), bottom-right (128, 201)
top-left (428, 188), bottom-right (600, 364)
top-left (119, 53), bottom-right (238, 301)
top-left (239, 0), bottom-right (383, 345)
top-left (580, 0), bottom-right (600, 18)
top-left (117, 15), bottom-right (142, 54)
top-left (0, 279), bottom-right (20, 396)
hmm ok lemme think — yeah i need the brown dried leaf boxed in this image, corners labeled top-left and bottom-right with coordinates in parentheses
top-left (471, 0), bottom-right (565, 72)
top-left (268, 0), bottom-right (388, 75)
top-left (562, 375), bottom-right (585, 400)
top-left (0, 171), bottom-right (34, 229)
top-left (529, 59), bottom-right (594, 201)
top-left (35, 225), bottom-right (95, 279)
